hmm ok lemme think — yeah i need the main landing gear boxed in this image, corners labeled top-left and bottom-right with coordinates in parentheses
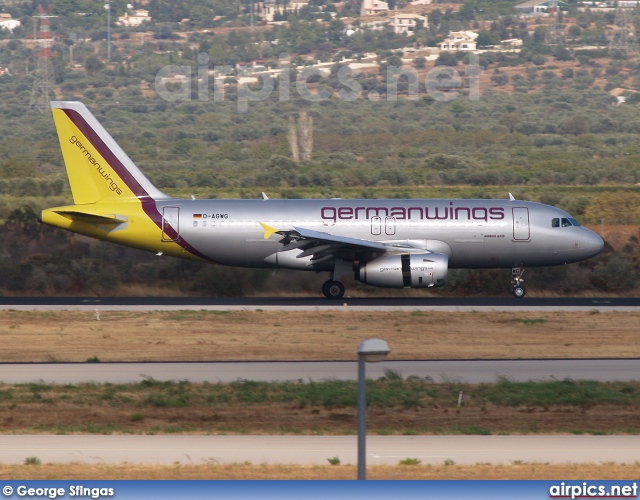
top-left (322, 258), bottom-right (351, 299)
top-left (511, 267), bottom-right (526, 298)
top-left (322, 280), bottom-right (345, 299)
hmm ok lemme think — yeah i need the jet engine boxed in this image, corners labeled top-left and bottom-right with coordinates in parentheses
top-left (356, 253), bottom-right (448, 288)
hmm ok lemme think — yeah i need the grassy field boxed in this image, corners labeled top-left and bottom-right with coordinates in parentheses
top-left (0, 309), bottom-right (638, 362)
top-left (1, 378), bottom-right (639, 435)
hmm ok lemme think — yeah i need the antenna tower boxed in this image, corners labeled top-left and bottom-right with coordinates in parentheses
top-left (29, 7), bottom-right (58, 112)
top-left (609, 2), bottom-right (638, 54)
top-left (546, 0), bottom-right (562, 46)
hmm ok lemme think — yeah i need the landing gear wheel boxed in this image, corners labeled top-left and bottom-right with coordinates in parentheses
top-left (510, 266), bottom-right (526, 299)
top-left (322, 280), bottom-right (345, 299)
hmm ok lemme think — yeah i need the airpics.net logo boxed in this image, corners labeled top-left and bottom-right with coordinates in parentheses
top-left (154, 52), bottom-right (482, 113)
top-left (549, 482), bottom-right (638, 499)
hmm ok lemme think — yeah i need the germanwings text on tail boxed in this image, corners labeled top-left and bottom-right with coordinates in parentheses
top-left (39, 101), bottom-right (604, 299)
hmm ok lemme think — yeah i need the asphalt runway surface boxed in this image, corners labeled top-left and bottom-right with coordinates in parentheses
top-left (0, 435), bottom-right (637, 466)
top-left (0, 296), bottom-right (638, 311)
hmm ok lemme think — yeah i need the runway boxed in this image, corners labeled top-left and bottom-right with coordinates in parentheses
top-left (0, 435), bottom-right (637, 465)
top-left (1, 359), bottom-right (639, 384)
top-left (0, 296), bottom-right (638, 312)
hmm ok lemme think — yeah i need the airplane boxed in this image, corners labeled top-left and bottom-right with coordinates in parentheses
top-left (39, 101), bottom-right (604, 299)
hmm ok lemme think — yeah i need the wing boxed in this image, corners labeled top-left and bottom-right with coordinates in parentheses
top-left (260, 222), bottom-right (419, 266)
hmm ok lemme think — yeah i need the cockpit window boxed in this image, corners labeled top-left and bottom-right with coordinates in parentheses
top-left (568, 218), bottom-right (581, 227)
top-left (552, 217), bottom-right (580, 228)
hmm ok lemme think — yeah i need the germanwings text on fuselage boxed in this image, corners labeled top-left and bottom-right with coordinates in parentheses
top-left (320, 204), bottom-right (505, 223)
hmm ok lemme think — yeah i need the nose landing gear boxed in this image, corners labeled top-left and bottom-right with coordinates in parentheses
top-left (511, 267), bottom-right (526, 298)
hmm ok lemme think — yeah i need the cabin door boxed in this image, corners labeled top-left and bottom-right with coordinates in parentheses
top-left (512, 207), bottom-right (530, 241)
top-left (162, 207), bottom-right (180, 242)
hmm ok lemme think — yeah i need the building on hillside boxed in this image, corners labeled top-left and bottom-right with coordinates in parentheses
top-left (253, 59), bottom-right (267, 71)
top-left (361, 0), bottom-right (389, 16)
top-left (258, 0), bottom-right (310, 22)
top-left (409, 0), bottom-right (433, 5)
top-left (514, 0), bottom-right (569, 14)
top-left (0, 13), bottom-right (20, 32)
top-left (439, 30), bottom-right (478, 51)
top-left (392, 12), bottom-right (428, 35)
top-left (116, 9), bottom-right (151, 27)
top-left (360, 20), bottom-right (390, 30)
top-left (500, 38), bottom-right (523, 48)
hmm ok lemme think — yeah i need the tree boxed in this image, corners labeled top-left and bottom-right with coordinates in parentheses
top-left (561, 115), bottom-right (589, 135)
top-left (583, 192), bottom-right (640, 224)
top-left (435, 52), bottom-right (458, 67)
top-left (154, 25), bottom-right (175, 40)
top-left (491, 73), bottom-right (508, 86)
top-left (476, 30), bottom-right (499, 48)
top-left (591, 255), bottom-right (639, 292)
top-left (327, 19), bottom-right (345, 43)
top-left (554, 46), bottom-right (573, 61)
top-left (532, 26), bottom-right (547, 44)
top-left (85, 55), bottom-right (104, 75)
top-left (499, 111), bottom-right (523, 133)
top-left (0, 157), bottom-right (36, 177)
top-left (568, 25), bottom-right (581, 38)
top-left (532, 55), bottom-right (547, 66)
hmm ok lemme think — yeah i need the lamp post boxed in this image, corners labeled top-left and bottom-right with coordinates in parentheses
top-left (357, 338), bottom-right (390, 480)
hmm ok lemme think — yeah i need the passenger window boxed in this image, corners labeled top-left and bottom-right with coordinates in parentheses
top-left (561, 218), bottom-right (572, 227)
top-left (552, 218), bottom-right (559, 228)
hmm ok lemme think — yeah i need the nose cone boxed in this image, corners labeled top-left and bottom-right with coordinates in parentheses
top-left (583, 229), bottom-right (604, 259)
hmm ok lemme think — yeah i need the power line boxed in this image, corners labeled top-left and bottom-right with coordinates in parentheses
top-left (546, 0), bottom-right (563, 46)
top-left (609, 1), bottom-right (638, 54)
top-left (29, 7), bottom-right (58, 113)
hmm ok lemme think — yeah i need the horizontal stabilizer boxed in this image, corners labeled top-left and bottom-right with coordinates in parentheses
top-left (54, 210), bottom-right (127, 225)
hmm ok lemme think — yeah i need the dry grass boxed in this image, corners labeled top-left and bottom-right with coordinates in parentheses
top-left (0, 310), bottom-right (638, 362)
top-left (2, 462), bottom-right (640, 480)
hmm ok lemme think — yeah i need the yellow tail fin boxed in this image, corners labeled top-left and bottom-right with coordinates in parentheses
top-left (50, 101), bottom-right (168, 204)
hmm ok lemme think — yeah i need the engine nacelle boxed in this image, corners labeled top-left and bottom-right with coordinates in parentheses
top-left (356, 253), bottom-right (448, 288)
